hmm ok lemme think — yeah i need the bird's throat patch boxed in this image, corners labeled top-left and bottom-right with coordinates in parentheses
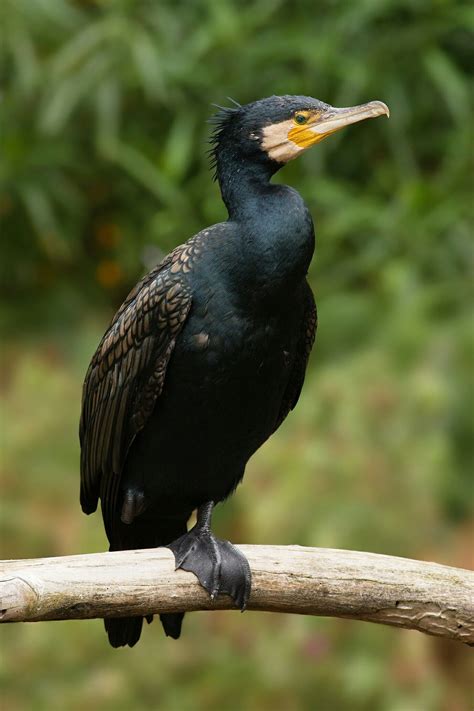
top-left (261, 119), bottom-right (321, 163)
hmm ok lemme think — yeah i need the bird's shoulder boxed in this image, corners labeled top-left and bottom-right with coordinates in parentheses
top-left (85, 223), bottom-right (228, 385)
top-left (111, 224), bottom-right (225, 323)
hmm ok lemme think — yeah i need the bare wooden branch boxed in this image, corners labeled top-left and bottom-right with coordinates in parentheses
top-left (1, 546), bottom-right (472, 644)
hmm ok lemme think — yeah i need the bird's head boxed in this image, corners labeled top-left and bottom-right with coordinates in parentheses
top-left (210, 94), bottom-right (389, 175)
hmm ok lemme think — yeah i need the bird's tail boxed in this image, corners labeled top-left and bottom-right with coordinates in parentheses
top-left (104, 614), bottom-right (148, 648)
top-left (159, 611), bottom-right (185, 639)
top-left (105, 517), bottom-right (187, 648)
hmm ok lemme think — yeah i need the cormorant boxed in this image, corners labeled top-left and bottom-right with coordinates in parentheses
top-left (80, 95), bottom-right (389, 647)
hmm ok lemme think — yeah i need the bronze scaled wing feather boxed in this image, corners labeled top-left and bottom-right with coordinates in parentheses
top-left (79, 253), bottom-right (192, 539)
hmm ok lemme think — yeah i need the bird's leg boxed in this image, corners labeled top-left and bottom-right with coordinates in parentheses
top-left (167, 501), bottom-right (251, 610)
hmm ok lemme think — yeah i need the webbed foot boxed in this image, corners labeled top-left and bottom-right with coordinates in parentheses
top-left (167, 502), bottom-right (251, 610)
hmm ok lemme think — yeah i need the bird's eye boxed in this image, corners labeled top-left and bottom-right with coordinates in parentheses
top-left (294, 113), bottom-right (308, 125)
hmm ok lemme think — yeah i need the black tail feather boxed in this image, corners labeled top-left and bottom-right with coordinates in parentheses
top-left (104, 616), bottom-right (144, 648)
top-left (160, 612), bottom-right (184, 639)
top-left (105, 513), bottom-right (188, 647)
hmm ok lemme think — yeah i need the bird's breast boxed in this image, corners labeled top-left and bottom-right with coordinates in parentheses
top-left (170, 281), bottom-right (303, 423)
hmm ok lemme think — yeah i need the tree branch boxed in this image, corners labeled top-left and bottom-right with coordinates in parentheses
top-left (1, 546), bottom-right (472, 644)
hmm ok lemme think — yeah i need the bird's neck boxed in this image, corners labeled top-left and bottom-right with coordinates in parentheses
top-left (217, 147), bottom-right (275, 219)
top-left (216, 151), bottom-right (315, 301)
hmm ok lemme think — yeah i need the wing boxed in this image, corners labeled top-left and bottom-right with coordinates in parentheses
top-left (274, 281), bottom-right (317, 431)
top-left (79, 251), bottom-right (193, 536)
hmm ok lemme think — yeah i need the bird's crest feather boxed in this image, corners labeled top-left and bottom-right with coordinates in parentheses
top-left (207, 101), bottom-right (242, 180)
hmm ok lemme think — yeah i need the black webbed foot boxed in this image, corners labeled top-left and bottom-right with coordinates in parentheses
top-left (168, 528), bottom-right (251, 609)
top-left (167, 502), bottom-right (251, 610)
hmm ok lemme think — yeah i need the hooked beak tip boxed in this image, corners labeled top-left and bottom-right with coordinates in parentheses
top-left (372, 101), bottom-right (390, 118)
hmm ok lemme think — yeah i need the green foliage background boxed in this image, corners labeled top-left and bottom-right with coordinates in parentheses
top-left (1, 1), bottom-right (473, 709)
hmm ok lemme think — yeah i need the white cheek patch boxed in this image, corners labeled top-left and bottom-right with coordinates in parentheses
top-left (261, 120), bottom-right (304, 164)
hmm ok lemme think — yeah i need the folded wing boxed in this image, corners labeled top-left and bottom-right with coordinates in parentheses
top-left (79, 257), bottom-right (192, 539)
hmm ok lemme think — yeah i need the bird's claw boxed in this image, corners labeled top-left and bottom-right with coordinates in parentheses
top-left (167, 527), bottom-right (251, 610)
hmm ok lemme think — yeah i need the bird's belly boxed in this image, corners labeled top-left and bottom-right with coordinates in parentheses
top-left (124, 307), bottom-right (299, 510)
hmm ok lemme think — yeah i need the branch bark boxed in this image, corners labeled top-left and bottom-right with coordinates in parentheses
top-left (1, 546), bottom-right (472, 644)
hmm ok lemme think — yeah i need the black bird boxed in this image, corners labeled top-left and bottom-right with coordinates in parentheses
top-left (80, 94), bottom-right (389, 647)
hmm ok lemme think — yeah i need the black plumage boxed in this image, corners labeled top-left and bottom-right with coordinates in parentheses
top-left (80, 94), bottom-right (388, 647)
